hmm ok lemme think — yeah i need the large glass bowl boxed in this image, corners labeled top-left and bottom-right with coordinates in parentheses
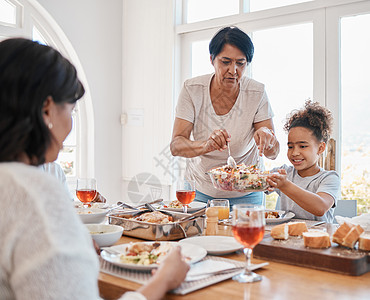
top-left (207, 163), bottom-right (272, 192)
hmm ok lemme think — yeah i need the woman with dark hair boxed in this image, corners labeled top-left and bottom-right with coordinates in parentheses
top-left (0, 38), bottom-right (188, 300)
top-left (171, 26), bottom-right (280, 206)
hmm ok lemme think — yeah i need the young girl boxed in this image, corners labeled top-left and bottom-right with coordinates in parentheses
top-left (267, 101), bottom-right (340, 223)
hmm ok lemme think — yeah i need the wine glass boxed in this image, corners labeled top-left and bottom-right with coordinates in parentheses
top-left (232, 204), bottom-right (265, 283)
top-left (207, 199), bottom-right (230, 223)
top-left (176, 179), bottom-right (196, 214)
top-left (76, 178), bottom-right (97, 208)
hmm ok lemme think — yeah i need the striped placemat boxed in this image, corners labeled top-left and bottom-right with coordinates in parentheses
top-left (100, 256), bottom-right (246, 295)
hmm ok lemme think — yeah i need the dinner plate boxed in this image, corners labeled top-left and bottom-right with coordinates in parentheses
top-left (179, 236), bottom-right (243, 255)
top-left (100, 241), bottom-right (207, 271)
top-left (157, 201), bottom-right (206, 213)
top-left (265, 210), bottom-right (295, 224)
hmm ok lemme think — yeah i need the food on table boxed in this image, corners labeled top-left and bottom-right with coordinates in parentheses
top-left (119, 242), bottom-right (173, 265)
top-left (287, 222), bottom-right (308, 236)
top-left (358, 233), bottom-right (370, 251)
top-left (207, 163), bottom-right (272, 192)
top-left (342, 225), bottom-right (364, 249)
top-left (271, 224), bottom-right (288, 240)
top-left (90, 231), bottom-right (104, 234)
top-left (164, 199), bottom-right (188, 209)
top-left (265, 211), bottom-right (280, 219)
top-left (332, 222), bottom-right (354, 245)
top-left (303, 231), bottom-right (331, 249)
top-left (133, 211), bottom-right (173, 224)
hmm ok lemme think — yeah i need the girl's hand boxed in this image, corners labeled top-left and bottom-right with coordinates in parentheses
top-left (254, 127), bottom-right (277, 157)
top-left (267, 169), bottom-right (288, 189)
top-left (204, 129), bottom-right (230, 153)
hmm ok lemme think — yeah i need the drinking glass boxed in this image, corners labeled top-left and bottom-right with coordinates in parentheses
top-left (207, 199), bottom-right (230, 223)
top-left (176, 179), bottom-right (196, 214)
top-left (232, 204), bottom-right (265, 283)
top-left (76, 178), bottom-right (97, 208)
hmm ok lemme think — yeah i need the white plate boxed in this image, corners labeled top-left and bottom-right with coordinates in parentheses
top-left (265, 210), bottom-right (295, 224)
top-left (157, 201), bottom-right (206, 213)
top-left (179, 236), bottom-right (243, 255)
top-left (100, 241), bottom-right (207, 271)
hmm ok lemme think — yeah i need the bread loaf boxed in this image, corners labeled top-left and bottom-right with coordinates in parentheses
top-left (271, 224), bottom-right (288, 240)
top-left (342, 225), bottom-right (365, 249)
top-left (303, 231), bottom-right (331, 248)
top-left (358, 233), bottom-right (370, 251)
top-left (288, 222), bottom-right (308, 236)
top-left (332, 222), bottom-right (354, 245)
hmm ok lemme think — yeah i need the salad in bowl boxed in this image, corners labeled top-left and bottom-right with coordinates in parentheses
top-left (207, 163), bottom-right (273, 192)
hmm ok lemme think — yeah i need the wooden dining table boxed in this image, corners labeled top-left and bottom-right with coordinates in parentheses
top-left (98, 224), bottom-right (370, 300)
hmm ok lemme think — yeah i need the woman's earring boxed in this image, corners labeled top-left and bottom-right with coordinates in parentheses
top-left (48, 123), bottom-right (53, 129)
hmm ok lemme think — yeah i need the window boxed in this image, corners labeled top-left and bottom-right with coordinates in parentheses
top-left (0, 0), bottom-right (95, 191)
top-left (250, 0), bottom-right (312, 12)
top-left (185, 0), bottom-right (239, 23)
top-left (177, 0), bottom-right (370, 213)
top-left (340, 13), bottom-right (370, 214)
top-left (0, 0), bottom-right (16, 26)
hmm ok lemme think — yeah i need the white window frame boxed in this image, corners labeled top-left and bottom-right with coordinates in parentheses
top-left (175, 0), bottom-right (370, 178)
top-left (0, 0), bottom-right (95, 183)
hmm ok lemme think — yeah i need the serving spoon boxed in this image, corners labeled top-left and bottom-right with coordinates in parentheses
top-left (227, 142), bottom-right (237, 169)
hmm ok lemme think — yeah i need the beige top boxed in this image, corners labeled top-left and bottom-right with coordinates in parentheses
top-left (176, 74), bottom-right (274, 198)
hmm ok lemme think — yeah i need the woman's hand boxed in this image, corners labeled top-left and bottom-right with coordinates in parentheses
top-left (204, 129), bottom-right (230, 153)
top-left (254, 126), bottom-right (278, 158)
top-left (138, 246), bottom-right (189, 300)
top-left (267, 169), bottom-right (288, 189)
top-left (92, 192), bottom-right (106, 203)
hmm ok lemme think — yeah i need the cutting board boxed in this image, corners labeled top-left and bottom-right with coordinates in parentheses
top-left (253, 224), bottom-right (370, 276)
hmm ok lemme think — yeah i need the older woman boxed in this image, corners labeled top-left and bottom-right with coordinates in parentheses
top-left (0, 38), bottom-right (188, 300)
top-left (171, 26), bottom-right (280, 206)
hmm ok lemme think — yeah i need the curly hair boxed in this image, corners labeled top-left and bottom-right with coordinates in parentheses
top-left (284, 100), bottom-right (333, 143)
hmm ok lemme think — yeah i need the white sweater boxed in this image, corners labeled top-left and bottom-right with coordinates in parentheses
top-left (0, 162), bottom-right (100, 300)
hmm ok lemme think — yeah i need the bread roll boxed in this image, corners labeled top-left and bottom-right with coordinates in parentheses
top-left (332, 222), bottom-right (354, 245)
top-left (359, 233), bottom-right (370, 251)
top-left (342, 225), bottom-right (365, 249)
top-left (271, 224), bottom-right (288, 240)
top-left (303, 231), bottom-right (331, 248)
top-left (288, 222), bottom-right (308, 236)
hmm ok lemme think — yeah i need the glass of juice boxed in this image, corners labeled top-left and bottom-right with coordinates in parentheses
top-left (76, 178), bottom-right (97, 208)
top-left (207, 199), bottom-right (230, 223)
top-left (232, 204), bottom-right (265, 283)
top-left (176, 179), bottom-right (196, 214)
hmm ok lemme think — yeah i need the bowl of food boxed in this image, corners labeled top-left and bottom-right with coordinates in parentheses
top-left (76, 207), bottom-right (108, 224)
top-left (207, 163), bottom-right (272, 192)
top-left (86, 224), bottom-right (123, 247)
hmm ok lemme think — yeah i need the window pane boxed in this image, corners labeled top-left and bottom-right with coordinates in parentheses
top-left (186, 0), bottom-right (239, 23)
top-left (250, 0), bottom-right (312, 12)
top-left (0, 0), bottom-right (16, 25)
top-left (32, 26), bottom-right (48, 45)
top-left (57, 147), bottom-right (76, 177)
top-left (191, 40), bottom-right (213, 77)
top-left (252, 23), bottom-right (313, 208)
top-left (341, 14), bottom-right (370, 214)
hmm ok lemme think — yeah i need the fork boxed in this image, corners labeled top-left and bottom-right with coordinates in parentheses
top-left (227, 142), bottom-right (237, 169)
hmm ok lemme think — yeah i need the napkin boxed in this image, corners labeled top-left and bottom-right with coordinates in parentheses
top-left (335, 213), bottom-right (370, 231)
top-left (185, 260), bottom-right (237, 281)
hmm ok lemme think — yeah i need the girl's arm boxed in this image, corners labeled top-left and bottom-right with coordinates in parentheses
top-left (267, 170), bottom-right (334, 216)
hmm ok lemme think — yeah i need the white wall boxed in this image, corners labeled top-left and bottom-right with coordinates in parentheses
top-left (37, 0), bottom-right (123, 203)
top-left (121, 0), bottom-right (175, 204)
